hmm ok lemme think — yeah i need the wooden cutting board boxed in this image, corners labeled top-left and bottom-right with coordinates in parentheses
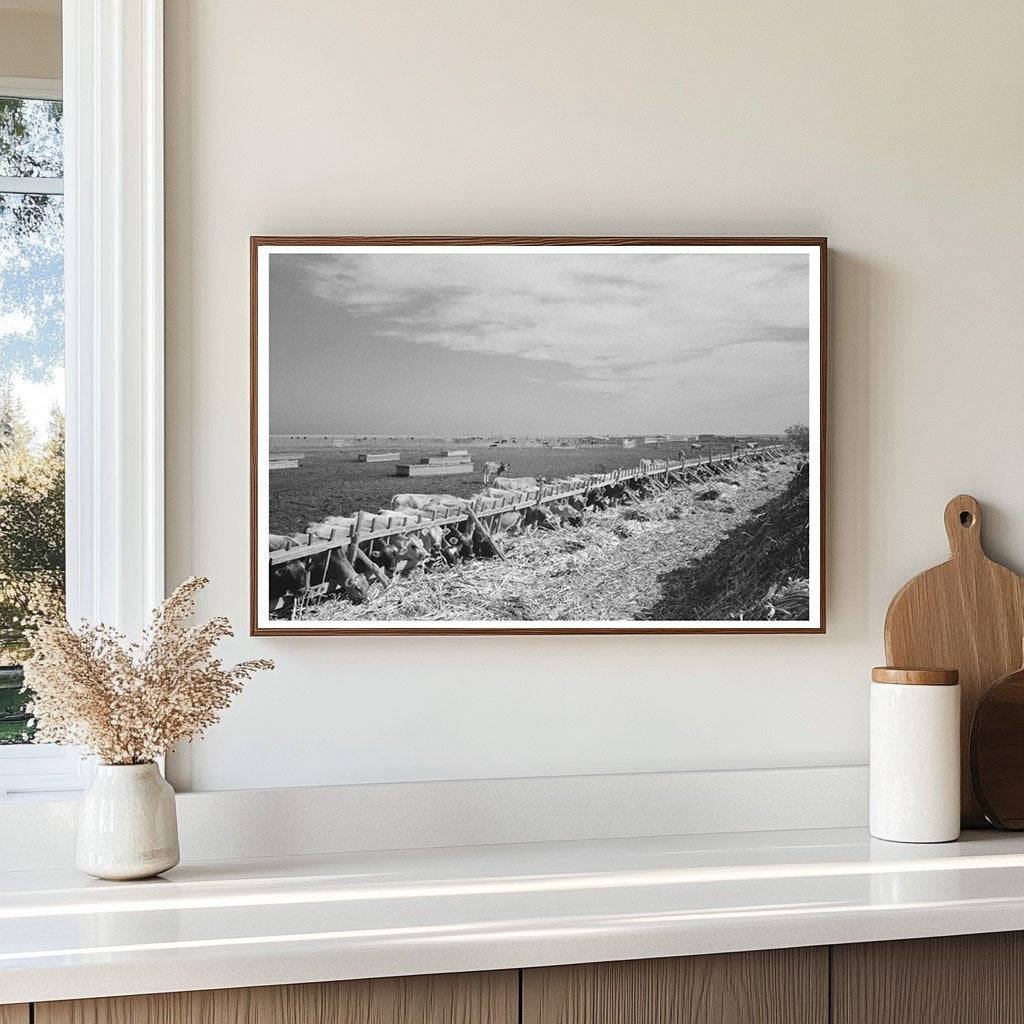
top-left (884, 494), bottom-right (1024, 826)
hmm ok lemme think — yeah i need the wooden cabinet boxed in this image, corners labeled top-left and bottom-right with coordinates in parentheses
top-left (522, 948), bottom-right (828, 1024)
top-left (832, 932), bottom-right (1024, 1024)
top-left (23, 932), bottom-right (1024, 1024)
top-left (34, 971), bottom-right (517, 1024)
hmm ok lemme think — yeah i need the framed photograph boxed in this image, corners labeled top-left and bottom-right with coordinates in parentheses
top-left (251, 237), bottom-right (826, 635)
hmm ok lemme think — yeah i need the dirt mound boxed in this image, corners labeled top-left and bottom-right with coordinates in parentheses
top-left (645, 463), bottom-right (810, 621)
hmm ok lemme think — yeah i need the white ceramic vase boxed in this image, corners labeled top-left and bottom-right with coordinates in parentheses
top-left (76, 762), bottom-right (180, 880)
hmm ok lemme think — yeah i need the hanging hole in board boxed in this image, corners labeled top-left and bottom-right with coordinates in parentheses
top-left (960, 511), bottom-right (974, 527)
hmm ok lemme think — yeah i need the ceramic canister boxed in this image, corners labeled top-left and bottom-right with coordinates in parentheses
top-left (869, 667), bottom-right (960, 843)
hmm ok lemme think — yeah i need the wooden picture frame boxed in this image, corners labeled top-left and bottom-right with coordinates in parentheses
top-left (251, 236), bottom-right (826, 635)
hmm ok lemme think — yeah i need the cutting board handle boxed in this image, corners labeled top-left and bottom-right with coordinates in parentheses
top-left (944, 494), bottom-right (983, 559)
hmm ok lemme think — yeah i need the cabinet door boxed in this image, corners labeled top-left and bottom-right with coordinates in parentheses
top-left (35, 970), bottom-right (517, 1024)
top-left (832, 932), bottom-right (1024, 1024)
top-left (0, 1006), bottom-right (29, 1024)
top-left (523, 948), bottom-right (828, 1024)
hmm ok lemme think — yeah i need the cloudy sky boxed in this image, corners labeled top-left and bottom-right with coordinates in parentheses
top-left (269, 250), bottom-right (810, 436)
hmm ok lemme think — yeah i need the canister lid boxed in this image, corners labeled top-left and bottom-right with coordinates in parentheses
top-left (871, 667), bottom-right (959, 686)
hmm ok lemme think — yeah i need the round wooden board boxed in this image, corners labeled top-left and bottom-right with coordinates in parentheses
top-left (970, 664), bottom-right (1024, 829)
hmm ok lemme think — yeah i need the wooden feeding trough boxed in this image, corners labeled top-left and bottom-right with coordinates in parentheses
top-left (357, 452), bottom-right (401, 462)
top-left (269, 452), bottom-right (305, 471)
top-left (396, 449), bottom-right (475, 476)
top-left (268, 444), bottom-right (787, 617)
top-left (396, 461), bottom-right (475, 477)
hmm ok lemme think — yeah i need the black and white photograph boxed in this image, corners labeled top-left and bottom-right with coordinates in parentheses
top-left (251, 238), bottom-right (825, 634)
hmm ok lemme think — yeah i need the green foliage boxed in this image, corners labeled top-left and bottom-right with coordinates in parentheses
top-left (0, 96), bottom-right (62, 239)
top-left (1, 97), bottom-right (65, 742)
top-left (0, 391), bottom-right (65, 716)
top-left (0, 96), bottom-right (63, 177)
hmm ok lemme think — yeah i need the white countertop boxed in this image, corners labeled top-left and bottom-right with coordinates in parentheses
top-left (4, 826), bottom-right (1024, 1004)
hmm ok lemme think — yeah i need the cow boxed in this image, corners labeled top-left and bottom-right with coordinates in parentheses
top-left (482, 460), bottom-right (507, 484)
top-left (304, 515), bottom-right (359, 540)
top-left (322, 548), bottom-right (371, 603)
top-left (269, 557), bottom-right (310, 613)
top-left (546, 499), bottom-right (582, 526)
top-left (492, 475), bottom-right (538, 491)
top-left (690, 442), bottom-right (704, 451)
top-left (525, 504), bottom-right (559, 530)
top-left (480, 486), bottom-right (532, 501)
top-left (391, 493), bottom-right (467, 511)
top-left (365, 509), bottom-right (438, 558)
top-left (269, 544), bottom-right (369, 612)
top-left (375, 509), bottom-right (446, 548)
top-left (377, 531), bottom-right (432, 576)
top-left (732, 443), bottom-right (742, 453)
top-left (489, 508), bottom-right (527, 536)
top-left (402, 506), bottom-right (474, 564)
top-left (477, 490), bottom-right (554, 531)
top-left (269, 535), bottom-right (310, 611)
top-left (558, 492), bottom-right (588, 513)
top-left (306, 520), bottom-right (355, 541)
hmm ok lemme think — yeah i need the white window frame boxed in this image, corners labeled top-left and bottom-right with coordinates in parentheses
top-left (0, 0), bottom-right (164, 799)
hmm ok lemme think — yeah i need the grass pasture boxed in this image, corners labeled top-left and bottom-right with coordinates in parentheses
top-left (269, 437), bottom-right (759, 534)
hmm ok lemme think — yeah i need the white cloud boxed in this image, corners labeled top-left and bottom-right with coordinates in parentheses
top-left (280, 251), bottom-right (810, 402)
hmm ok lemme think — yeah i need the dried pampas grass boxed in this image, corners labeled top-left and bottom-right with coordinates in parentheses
top-left (23, 576), bottom-right (273, 765)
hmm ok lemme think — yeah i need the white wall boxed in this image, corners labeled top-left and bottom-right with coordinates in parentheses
top-left (164, 0), bottom-right (1024, 792)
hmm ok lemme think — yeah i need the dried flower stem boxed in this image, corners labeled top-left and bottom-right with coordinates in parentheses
top-left (23, 577), bottom-right (273, 765)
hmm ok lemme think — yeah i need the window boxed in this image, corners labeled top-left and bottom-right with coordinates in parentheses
top-left (0, 82), bottom-right (81, 796)
top-left (0, 4), bottom-right (166, 798)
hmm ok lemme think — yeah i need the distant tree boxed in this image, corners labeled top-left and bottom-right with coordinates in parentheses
top-left (0, 395), bottom-right (65, 665)
top-left (1, 97), bottom-right (65, 741)
top-left (784, 422), bottom-right (810, 452)
top-left (0, 97), bottom-right (65, 386)
top-left (0, 97), bottom-right (63, 237)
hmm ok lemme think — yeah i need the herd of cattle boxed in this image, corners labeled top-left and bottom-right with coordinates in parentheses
top-left (267, 446), bottom-right (786, 616)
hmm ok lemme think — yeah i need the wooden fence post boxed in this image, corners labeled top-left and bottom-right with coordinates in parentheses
top-left (467, 507), bottom-right (505, 560)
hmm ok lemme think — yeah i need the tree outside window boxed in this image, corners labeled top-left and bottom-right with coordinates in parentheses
top-left (0, 95), bottom-right (65, 744)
